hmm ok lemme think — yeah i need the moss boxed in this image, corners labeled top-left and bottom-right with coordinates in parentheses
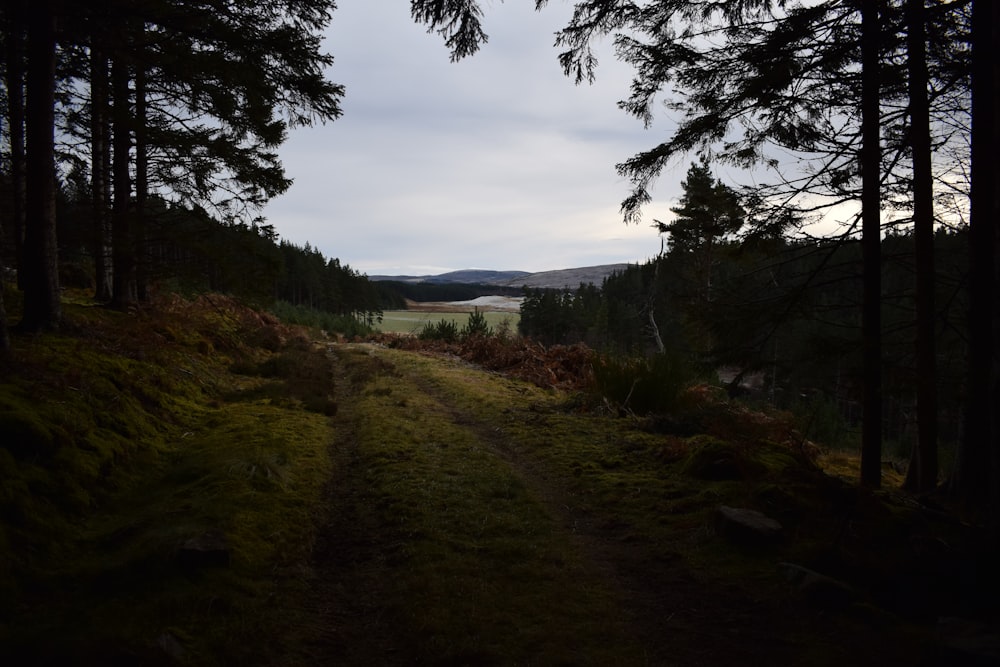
top-left (0, 409), bottom-right (63, 460)
top-left (1, 294), bottom-right (336, 665)
top-left (681, 436), bottom-right (767, 480)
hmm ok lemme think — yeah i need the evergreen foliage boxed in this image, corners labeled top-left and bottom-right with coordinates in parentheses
top-left (461, 307), bottom-right (492, 338)
top-left (0, 0), bottom-right (344, 327)
top-left (418, 318), bottom-right (460, 342)
top-left (519, 226), bottom-right (970, 455)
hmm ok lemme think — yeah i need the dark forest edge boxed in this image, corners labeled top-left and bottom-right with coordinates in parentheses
top-left (520, 226), bottom-right (971, 470)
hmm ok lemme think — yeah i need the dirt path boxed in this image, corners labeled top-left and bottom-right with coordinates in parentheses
top-left (302, 343), bottom-right (928, 666)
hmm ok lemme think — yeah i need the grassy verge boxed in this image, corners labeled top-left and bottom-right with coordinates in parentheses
top-left (325, 345), bottom-right (643, 665)
top-left (1, 293), bottom-right (336, 665)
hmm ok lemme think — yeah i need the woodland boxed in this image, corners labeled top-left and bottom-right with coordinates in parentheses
top-left (1, 0), bottom-right (1000, 662)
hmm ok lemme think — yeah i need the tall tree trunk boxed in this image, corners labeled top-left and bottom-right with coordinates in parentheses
top-left (903, 0), bottom-right (938, 493)
top-left (0, 49), bottom-right (9, 352)
top-left (90, 43), bottom-right (113, 302)
top-left (955, 0), bottom-right (995, 504)
top-left (860, 0), bottom-right (883, 489)
top-left (20, 1), bottom-right (61, 332)
top-left (5, 8), bottom-right (27, 291)
top-left (992, 4), bottom-right (1000, 549)
top-left (134, 59), bottom-right (149, 302)
top-left (110, 53), bottom-right (136, 309)
top-left (0, 278), bottom-right (8, 353)
top-left (954, 0), bottom-right (1000, 541)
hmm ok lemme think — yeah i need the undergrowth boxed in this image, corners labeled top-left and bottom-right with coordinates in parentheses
top-left (0, 292), bottom-right (336, 664)
top-left (268, 299), bottom-right (375, 339)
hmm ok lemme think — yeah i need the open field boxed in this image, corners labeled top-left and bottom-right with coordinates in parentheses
top-left (377, 297), bottom-right (521, 334)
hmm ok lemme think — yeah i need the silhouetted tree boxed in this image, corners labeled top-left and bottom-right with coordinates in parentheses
top-left (902, 0), bottom-right (938, 493)
top-left (952, 0), bottom-right (999, 532)
top-left (19, 0), bottom-right (60, 331)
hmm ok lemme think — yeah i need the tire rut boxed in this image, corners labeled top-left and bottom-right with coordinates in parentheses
top-left (406, 371), bottom-right (693, 666)
top-left (305, 345), bottom-right (891, 666)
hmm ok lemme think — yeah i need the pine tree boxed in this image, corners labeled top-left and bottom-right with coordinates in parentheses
top-left (662, 159), bottom-right (745, 302)
top-left (19, 0), bottom-right (61, 331)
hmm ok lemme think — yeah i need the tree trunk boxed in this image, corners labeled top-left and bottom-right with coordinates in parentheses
top-left (5, 8), bottom-right (27, 291)
top-left (0, 38), bottom-right (9, 352)
top-left (0, 280), bottom-right (8, 353)
top-left (859, 0), bottom-right (883, 489)
top-left (110, 53), bottom-right (136, 309)
top-left (647, 259), bottom-right (666, 354)
top-left (90, 42), bottom-right (113, 302)
top-left (954, 0), bottom-right (997, 507)
top-left (20, 1), bottom-right (61, 332)
top-left (903, 0), bottom-right (938, 493)
top-left (135, 58), bottom-right (149, 301)
top-left (954, 1), bottom-right (1000, 544)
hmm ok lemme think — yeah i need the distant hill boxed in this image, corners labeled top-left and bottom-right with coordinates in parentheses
top-left (369, 264), bottom-right (631, 290)
top-left (500, 264), bottom-right (631, 289)
top-left (368, 269), bottom-right (531, 285)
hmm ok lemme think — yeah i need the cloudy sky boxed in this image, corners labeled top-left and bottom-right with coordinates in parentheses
top-left (262, 1), bottom-right (691, 276)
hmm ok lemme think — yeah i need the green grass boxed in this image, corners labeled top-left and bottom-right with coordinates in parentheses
top-left (322, 344), bottom-right (956, 666)
top-left (377, 309), bottom-right (518, 335)
top-left (0, 294), bottom-right (336, 665)
top-left (1, 292), bottom-right (977, 665)
top-left (329, 345), bottom-right (643, 664)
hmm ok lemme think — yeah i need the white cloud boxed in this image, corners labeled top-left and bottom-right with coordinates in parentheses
top-left (264, 0), bottom-right (684, 275)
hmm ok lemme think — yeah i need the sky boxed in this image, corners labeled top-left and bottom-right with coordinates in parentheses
top-left (262, 1), bottom-right (690, 276)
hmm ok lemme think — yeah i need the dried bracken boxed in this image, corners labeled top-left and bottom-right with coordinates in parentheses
top-left (370, 333), bottom-right (596, 391)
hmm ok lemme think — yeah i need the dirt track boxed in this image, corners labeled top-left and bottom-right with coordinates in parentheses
top-left (302, 343), bottom-right (933, 666)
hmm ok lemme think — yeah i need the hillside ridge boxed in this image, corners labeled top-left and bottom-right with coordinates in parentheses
top-left (369, 263), bottom-right (632, 289)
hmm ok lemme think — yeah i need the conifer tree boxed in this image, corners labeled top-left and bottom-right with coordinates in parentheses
top-left (19, 0), bottom-right (60, 331)
top-left (662, 159), bottom-right (745, 302)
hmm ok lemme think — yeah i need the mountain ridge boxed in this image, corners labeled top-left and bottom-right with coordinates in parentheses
top-left (369, 264), bottom-right (632, 290)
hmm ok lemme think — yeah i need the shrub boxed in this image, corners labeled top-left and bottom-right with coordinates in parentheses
top-left (269, 301), bottom-right (374, 338)
top-left (461, 307), bottom-right (492, 339)
top-left (418, 318), bottom-right (460, 342)
top-left (593, 351), bottom-right (694, 416)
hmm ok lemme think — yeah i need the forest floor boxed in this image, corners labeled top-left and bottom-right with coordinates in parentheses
top-left (297, 342), bottom-right (989, 666)
top-left (1, 294), bottom-right (995, 665)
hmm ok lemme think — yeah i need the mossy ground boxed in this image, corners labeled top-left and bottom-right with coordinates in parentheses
top-left (1, 292), bottom-right (336, 665)
top-left (1, 291), bottom-right (992, 665)
top-left (304, 344), bottom-right (985, 666)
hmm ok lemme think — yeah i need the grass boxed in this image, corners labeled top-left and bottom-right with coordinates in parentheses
top-left (1, 289), bottom-right (988, 665)
top-left (326, 345), bottom-right (644, 664)
top-left (377, 309), bottom-right (518, 335)
top-left (0, 292), bottom-right (336, 665)
top-left (318, 344), bottom-right (977, 665)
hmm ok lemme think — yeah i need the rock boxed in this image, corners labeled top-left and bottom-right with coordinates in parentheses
top-left (715, 505), bottom-right (783, 544)
top-left (778, 562), bottom-right (859, 611)
top-left (177, 530), bottom-right (231, 570)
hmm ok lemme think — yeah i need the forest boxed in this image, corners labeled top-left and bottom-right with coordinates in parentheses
top-left (0, 1), bottom-right (388, 335)
top-left (1, 0), bottom-right (1000, 662)
top-left (0, 0), bottom-right (997, 510)
top-left (520, 162), bottom-right (971, 469)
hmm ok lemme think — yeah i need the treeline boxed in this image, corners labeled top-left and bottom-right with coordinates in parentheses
top-left (520, 227), bottom-right (970, 455)
top-left (0, 0), bottom-right (343, 341)
top-left (3, 179), bottom-right (383, 323)
top-left (374, 280), bottom-right (522, 309)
